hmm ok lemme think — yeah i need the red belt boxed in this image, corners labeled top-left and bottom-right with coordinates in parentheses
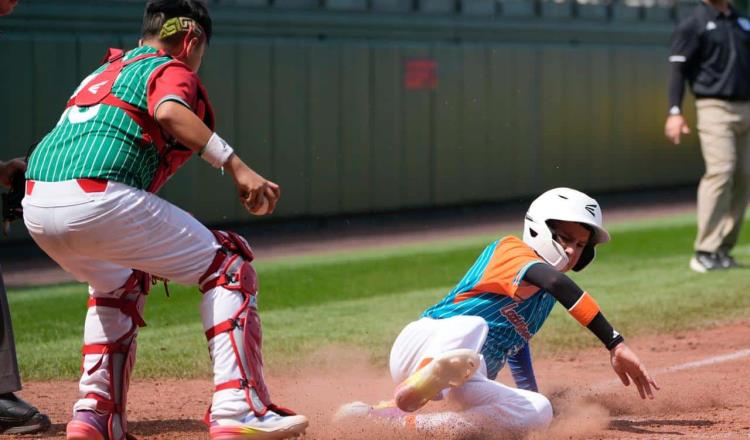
top-left (25, 178), bottom-right (108, 196)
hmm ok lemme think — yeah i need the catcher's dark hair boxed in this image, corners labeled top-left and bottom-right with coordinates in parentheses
top-left (141, 0), bottom-right (212, 44)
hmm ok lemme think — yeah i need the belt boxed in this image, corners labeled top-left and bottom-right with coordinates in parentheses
top-left (25, 178), bottom-right (109, 196)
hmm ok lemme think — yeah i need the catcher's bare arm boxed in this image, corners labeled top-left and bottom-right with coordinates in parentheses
top-left (154, 101), bottom-right (280, 214)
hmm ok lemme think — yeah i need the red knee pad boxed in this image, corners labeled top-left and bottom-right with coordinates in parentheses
top-left (199, 230), bottom-right (299, 421)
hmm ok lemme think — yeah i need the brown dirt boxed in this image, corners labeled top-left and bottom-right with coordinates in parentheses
top-left (4, 321), bottom-right (750, 440)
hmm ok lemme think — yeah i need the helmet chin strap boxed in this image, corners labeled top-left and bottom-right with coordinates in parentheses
top-left (530, 223), bottom-right (569, 270)
top-left (545, 240), bottom-right (569, 271)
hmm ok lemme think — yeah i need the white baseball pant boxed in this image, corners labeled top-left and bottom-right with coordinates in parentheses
top-left (389, 316), bottom-right (553, 433)
top-left (22, 180), bottom-right (255, 421)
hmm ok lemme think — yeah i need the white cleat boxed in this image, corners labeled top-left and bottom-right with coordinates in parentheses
top-left (210, 410), bottom-right (309, 440)
top-left (394, 348), bottom-right (480, 412)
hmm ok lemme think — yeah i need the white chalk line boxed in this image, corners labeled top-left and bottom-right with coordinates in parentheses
top-left (595, 347), bottom-right (750, 388)
top-left (656, 348), bottom-right (750, 374)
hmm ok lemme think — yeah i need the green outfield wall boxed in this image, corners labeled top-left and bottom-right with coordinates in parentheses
top-left (0, 0), bottom-right (702, 235)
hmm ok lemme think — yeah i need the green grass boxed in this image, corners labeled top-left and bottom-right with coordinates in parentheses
top-left (7, 213), bottom-right (750, 380)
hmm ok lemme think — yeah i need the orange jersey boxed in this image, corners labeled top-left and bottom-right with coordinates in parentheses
top-left (422, 236), bottom-right (556, 379)
top-left (453, 236), bottom-right (545, 302)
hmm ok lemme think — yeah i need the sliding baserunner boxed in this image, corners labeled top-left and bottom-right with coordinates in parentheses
top-left (337, 187), bottom-right (659, 435)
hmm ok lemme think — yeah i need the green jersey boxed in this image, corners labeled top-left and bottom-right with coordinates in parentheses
top-left (27, 46), bottom-right (180, 190)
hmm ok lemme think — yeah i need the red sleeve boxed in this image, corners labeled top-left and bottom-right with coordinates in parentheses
top-left (147, 62), bottom-right (201, 118)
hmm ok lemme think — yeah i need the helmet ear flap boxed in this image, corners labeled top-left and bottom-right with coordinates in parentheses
top-left (572, 245), bottom-right (595, 272)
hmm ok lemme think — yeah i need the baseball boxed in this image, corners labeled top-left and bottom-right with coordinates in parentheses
top-left (249, 195), bottom-right (270, 216)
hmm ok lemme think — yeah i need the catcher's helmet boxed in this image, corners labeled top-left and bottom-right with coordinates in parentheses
top-left (522, 187), bottom-right (610, 272)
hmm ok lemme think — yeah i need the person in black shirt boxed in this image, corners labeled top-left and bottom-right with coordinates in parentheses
top-left (0, 0), bottom-right (52, 434)
top-left (665, 0), bottom-right (750, 273)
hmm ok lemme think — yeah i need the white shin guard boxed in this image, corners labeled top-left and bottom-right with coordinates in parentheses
top-left (76, 271), bottom-right (150, 440)
top-left (199, 230), bottom-right (298, 426)
top-left (201, 287), bottom-right (254, 421)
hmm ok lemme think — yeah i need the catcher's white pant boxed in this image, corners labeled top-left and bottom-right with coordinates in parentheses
top-left (22, 180), bottom-right (257, 421)
top-left (389, 316), bottom-right (553, 432)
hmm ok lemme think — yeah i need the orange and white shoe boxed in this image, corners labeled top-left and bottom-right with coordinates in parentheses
top-left (210, 410), bottom-right (308, 440)
top-left (394, 348), bottom-right (480, 412)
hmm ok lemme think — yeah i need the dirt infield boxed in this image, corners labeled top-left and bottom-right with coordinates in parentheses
top-left (5, 321), bottom-right (750, 440)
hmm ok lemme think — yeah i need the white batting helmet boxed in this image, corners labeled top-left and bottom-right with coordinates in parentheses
top-left (522, 187), bottom-right (610, 272)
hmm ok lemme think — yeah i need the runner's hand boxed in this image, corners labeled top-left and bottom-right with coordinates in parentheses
top-left (610, 343), bottom-right (660, 399)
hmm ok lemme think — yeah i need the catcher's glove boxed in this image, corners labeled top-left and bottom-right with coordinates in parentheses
top-left (2, 143), bottom-right (36, 237)
top-left (1, 169), bottom-right (25, 236)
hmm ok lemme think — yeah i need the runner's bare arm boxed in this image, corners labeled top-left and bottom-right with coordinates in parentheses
top-left (524, 263), bottom-right (659, 399)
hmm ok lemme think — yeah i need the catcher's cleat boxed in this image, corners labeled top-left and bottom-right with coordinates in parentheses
top-left (333, 400), bottom-right (405, 423)
top-left (66, 410), bottom-right (108, 440)
top-left (394, 348), bottom-right (480, 412)
top-left (210, 410), bottom-right (309, 440)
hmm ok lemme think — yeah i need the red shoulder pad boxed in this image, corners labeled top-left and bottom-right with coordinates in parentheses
top-left (75, 68), bottom-right (120, 107)
top-left (101, 48), bottom-right (125, 65)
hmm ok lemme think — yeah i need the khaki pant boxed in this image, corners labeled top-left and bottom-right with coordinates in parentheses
top-left (695, 99), bottom-right (750, 253)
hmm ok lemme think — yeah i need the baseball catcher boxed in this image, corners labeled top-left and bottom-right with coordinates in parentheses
top-left (336, 188), bottom-right (659, 435)
top-left (21, 1), bottom-right (306, 439)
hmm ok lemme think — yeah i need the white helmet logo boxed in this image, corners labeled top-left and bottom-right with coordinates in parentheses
top-left (522, 187), bottom-right (610, 271)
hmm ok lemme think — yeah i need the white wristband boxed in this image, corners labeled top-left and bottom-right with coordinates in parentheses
top-left (200, 133), bottom-right (234, 168)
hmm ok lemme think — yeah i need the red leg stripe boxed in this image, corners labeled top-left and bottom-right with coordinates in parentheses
top-left (89, 298), bottom-right (121, 308)
top-left (204, 318), bottom-right (243, 341)
top-left (215, 379), bottom-right (245, 392)
top-left (88, 298), bottom-right (147, 327)
top-left (82, 343), bottom-right (129, 355)
top-left (199, 251), bottom-right (228, 288)
top-left (200, 275), bottom-right (226, 294)
top-left (85, 393), bottom-right (119, 414)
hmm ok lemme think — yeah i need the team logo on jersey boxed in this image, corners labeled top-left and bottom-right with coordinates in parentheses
top-left (500, 303), bottom-right (533, 341)
top-left (739, 17), bottom-right (750, 31)
top-left (87, 80), bottom-right (109, 95)
top-left (706, 21), bottom-right (717, 31)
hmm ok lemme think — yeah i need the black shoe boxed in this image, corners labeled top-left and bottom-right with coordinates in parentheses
top-left (689, 252), bottom-right (724, 273)
top-left (716, 250), bottom-right (740, 269)
top-left (0, 393), bottom-right (51, 434)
